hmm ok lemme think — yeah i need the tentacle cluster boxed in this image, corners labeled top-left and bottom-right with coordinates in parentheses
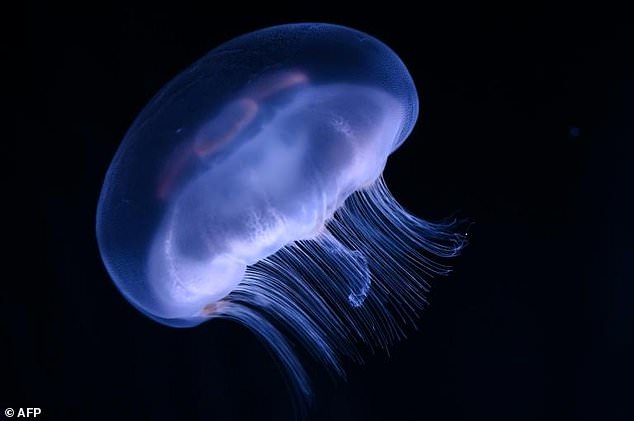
top-left (217, 177), bottom-right (466, 405)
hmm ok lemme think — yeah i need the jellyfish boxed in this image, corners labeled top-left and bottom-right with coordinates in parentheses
top-left (96, 23), bottom-right (465, 407)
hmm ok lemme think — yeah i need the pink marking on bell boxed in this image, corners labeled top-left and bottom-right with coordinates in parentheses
top-left (193, 98), bottom-right (259, 157)
top-left (249, 70), bottom-right (309, 101)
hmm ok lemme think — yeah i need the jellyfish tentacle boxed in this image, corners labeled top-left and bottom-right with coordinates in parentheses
top-left (217, 179), bottom-right (466, 395)
top-left (234, 256), bottom-right (346, 377)
top-left (215, 301), bottom-right (312, 414)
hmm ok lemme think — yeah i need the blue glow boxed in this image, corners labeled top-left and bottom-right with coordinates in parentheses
top-left (96, 23), bottom-right (465, 407)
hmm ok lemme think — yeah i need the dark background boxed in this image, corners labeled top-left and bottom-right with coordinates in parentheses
top-left (5, 2), bottom-right (633, 420)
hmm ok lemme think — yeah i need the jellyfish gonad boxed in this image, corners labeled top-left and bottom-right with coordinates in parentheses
top-left (96, 23), bottom-right (466, 407)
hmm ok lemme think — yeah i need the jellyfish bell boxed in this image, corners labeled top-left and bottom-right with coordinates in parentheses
top-left (98, 24), bottom-right (415, 322)
top-left (97, 22), bottom-right (465, 403)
